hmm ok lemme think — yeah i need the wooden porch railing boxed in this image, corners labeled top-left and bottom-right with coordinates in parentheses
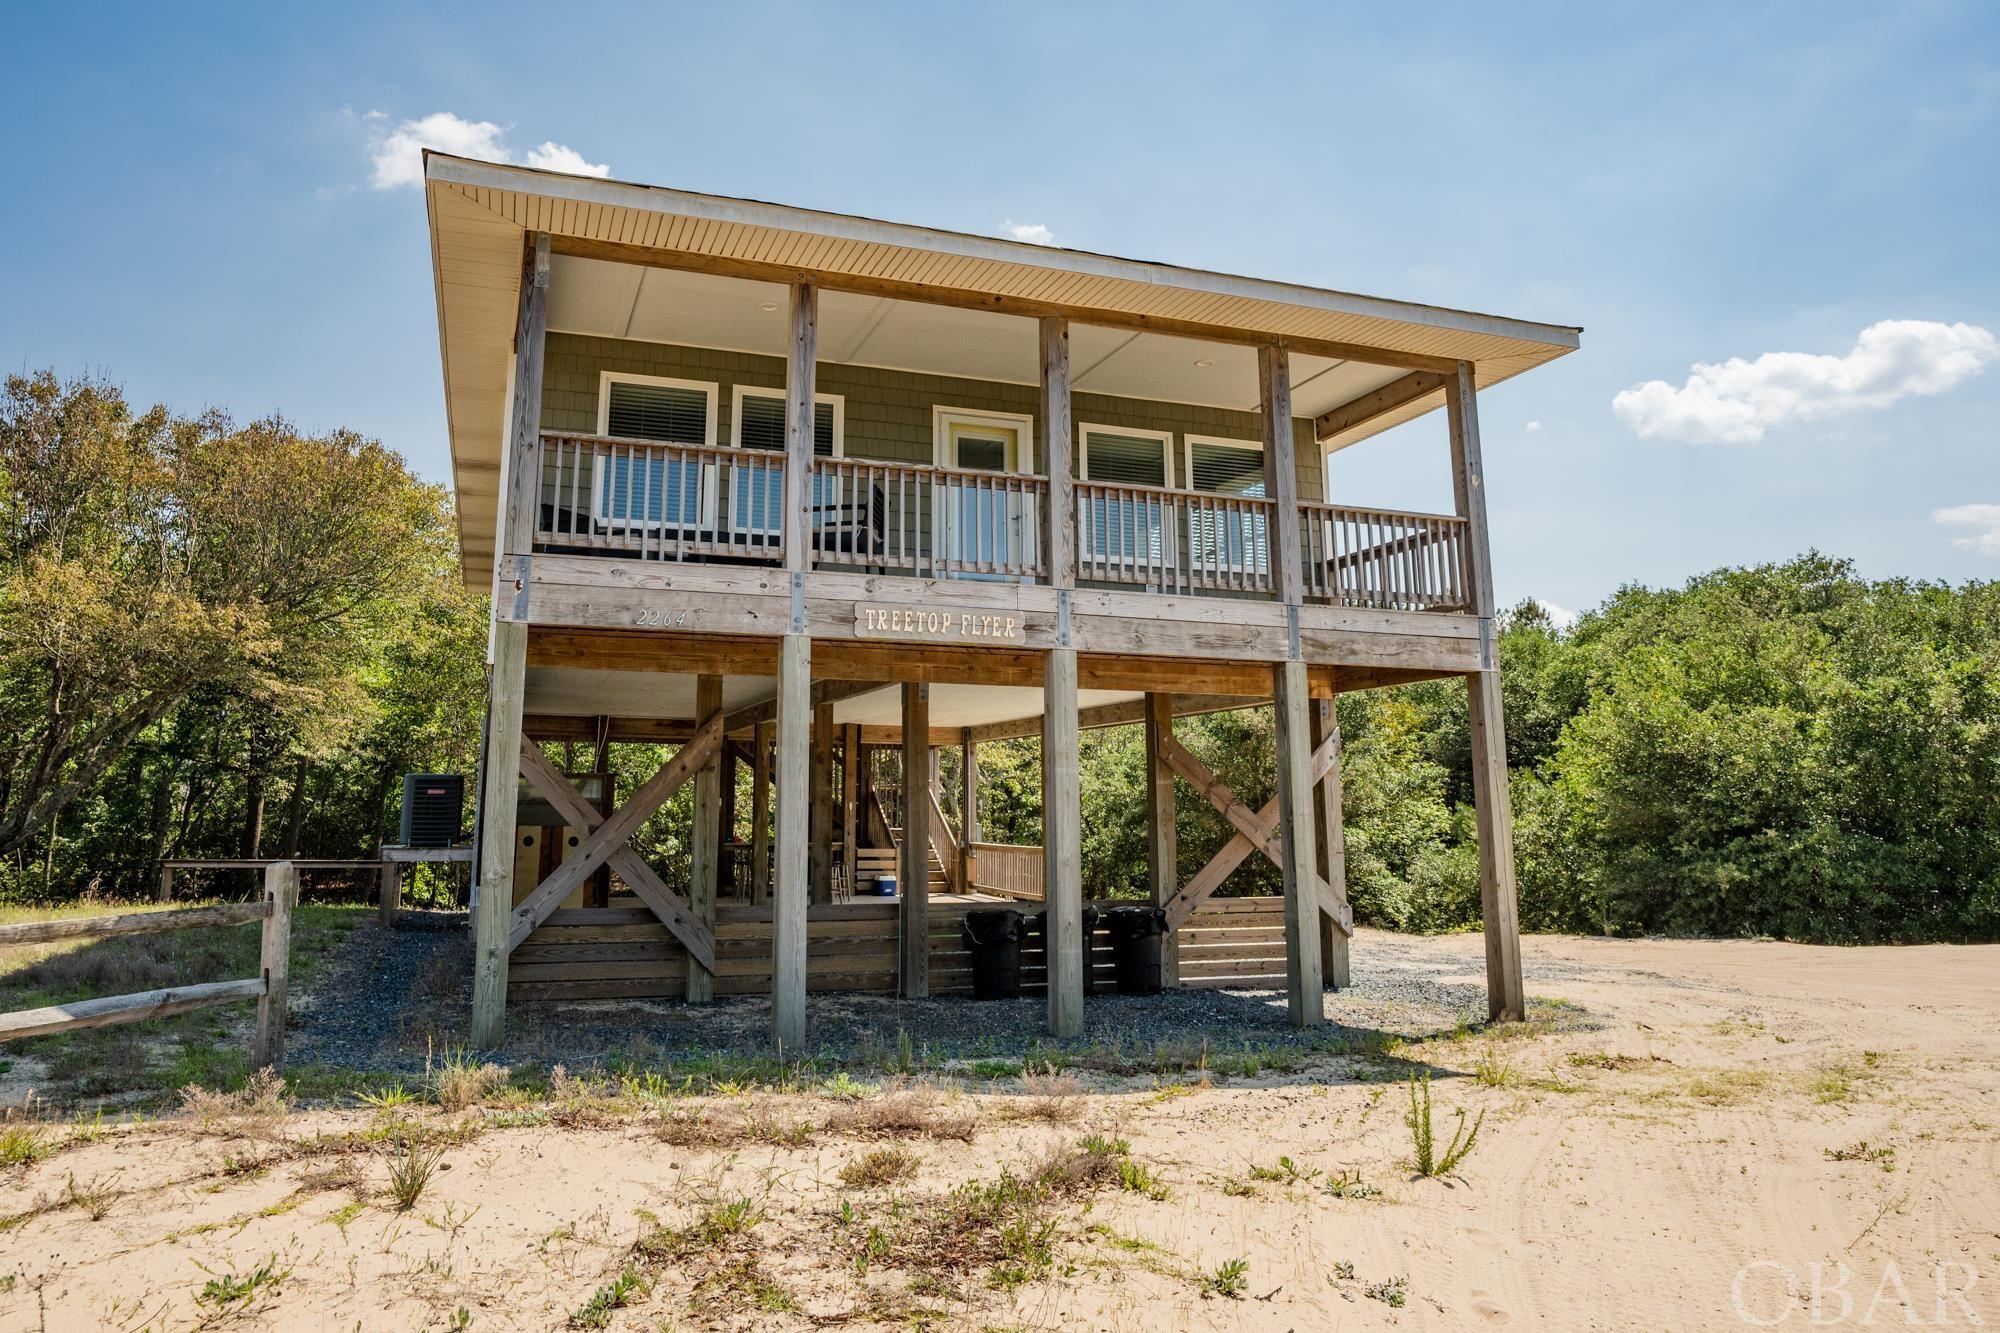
top-left (534, 431), bottom-right (787, 563)
top-left (965, 842), bottom-right (1045, 901)
top-left (811, 458), bottom-right (1047, 580)
top-left (925, 786), bottom-right (962, 889)
top-left (1299, 503), bottom-right (1469, 612)
top-left (528, 432), bottom-right (1471, 615)
top-left (1074, 481), bottom-right (1276, 595)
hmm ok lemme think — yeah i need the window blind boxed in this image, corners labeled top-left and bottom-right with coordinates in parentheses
top-left (733, 391), bottom-right (837, 537)
top-left (1082, 430), bottom-right (1168, 487)
top-left (607, 380), bottom-right (710, 444)
top-left (738, 392), bottom-right (834, 455)
top-left (598, 381), bottom-right (711, 528)
top-left (1187, 440), bottom-right (1265, 496)
top-left (1186, 440), bottom-right (1268, 575)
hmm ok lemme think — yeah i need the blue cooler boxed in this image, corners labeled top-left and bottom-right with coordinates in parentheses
top-left (872, 874), bottom-right (898, 897)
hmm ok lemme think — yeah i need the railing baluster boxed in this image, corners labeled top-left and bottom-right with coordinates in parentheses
top-left (564, 439), bottom-right (578, 541)
top-left (536, 433), bottom-right (1471, 612)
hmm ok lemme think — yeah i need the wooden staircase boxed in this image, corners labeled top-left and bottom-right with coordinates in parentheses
top-left (888, 827), bottom-right (953, 894)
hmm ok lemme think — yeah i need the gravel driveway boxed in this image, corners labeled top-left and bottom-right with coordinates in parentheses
top-left (287, 916), bottom-right (1603, 1079)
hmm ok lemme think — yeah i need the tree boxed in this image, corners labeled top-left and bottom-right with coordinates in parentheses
top-left (0, 369), bottom-right (465, 866)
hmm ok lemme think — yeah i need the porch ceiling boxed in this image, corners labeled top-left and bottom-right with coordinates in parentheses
top-left (545, 257), bottom-right (1413, 421)
top-left (428, 153), bottom-right (1580, 587)
top-left (523, 670), bottom-right (1139, 731)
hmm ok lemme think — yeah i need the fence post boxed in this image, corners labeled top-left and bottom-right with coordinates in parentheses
top-left (157, 865), bottom-right (174, 903)
top-left (252, 861), bottom-right (297, 1071)
top-left (378, 861), bottom-right (400, 929)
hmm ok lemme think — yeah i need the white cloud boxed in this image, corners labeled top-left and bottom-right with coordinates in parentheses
top-left (1612, 320), bottom-right (1999, 444)
top-left (364, 111), bottom-right (609, 190)
top-left (1003, 221), bottom-right (1056, 246)
top-left (523, 141), bottom-right (611, 178)
top-left (1934, 502), bottom-right (2000, 556)
top-left (1524, 420), bottom-right (1542, 433)
top-left (1537, 600), bottom-right (1579, 630)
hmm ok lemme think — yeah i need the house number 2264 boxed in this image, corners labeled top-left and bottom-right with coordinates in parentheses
top-left (633, 609), bottom-right (689, 628)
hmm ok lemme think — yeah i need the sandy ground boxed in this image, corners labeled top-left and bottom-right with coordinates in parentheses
top-left (1, 930), bottom-right (1995, 1331)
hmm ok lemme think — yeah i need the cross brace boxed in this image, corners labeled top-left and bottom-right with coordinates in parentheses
top-left (507, 721), bottom-right (722, 966)
top-left (1157, 732), bottom-right (1354, 936)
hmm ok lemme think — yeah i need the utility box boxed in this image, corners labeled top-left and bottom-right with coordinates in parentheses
top-left (400, 773), bottom-right (465, 848)
top-left (517, 772), bottom-right (609, 829)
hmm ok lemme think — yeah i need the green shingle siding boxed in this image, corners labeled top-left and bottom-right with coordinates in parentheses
top-left (540, 333), bottom-right (1324, 501)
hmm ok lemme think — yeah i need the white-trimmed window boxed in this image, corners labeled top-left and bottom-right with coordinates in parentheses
top-left (1183, 434), bottom-right (1268, 576)
top-left (595, 373), bottom-right (718, 530)
top-left (730, 386), bottom-right (844, 536)
top-left (1079, 424), bottom-right (1174, 567)
top-left (933, 406), bottom-right (1035, 472)
top-left (1080, 423), bottom-right (1173, 487)
top-left (730, 385), bottom-right (844, 456)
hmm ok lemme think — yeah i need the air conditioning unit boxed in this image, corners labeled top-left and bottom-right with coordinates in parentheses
top-left (400, 773), bottom-right (465, 848)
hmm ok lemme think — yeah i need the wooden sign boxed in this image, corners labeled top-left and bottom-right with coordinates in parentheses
top-left (856, 604), bottom-right (1026, 644)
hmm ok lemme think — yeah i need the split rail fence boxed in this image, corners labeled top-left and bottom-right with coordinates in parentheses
top-left (0, 862), bottom-right (299, 1070)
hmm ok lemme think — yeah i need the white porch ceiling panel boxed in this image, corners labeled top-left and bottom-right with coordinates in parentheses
top-left (546, 257), bottom-right (1413, 417)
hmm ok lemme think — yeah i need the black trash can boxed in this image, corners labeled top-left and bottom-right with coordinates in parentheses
top-left (1026, 905), bottom-right (1099, 995)
top-left (1105, 905), bottom-right (1168, 995)
top-left (961, 908), bottom-right (1025, 1000)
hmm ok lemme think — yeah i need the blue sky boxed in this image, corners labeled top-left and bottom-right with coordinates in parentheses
top-left (4, 1), bottom-right (1996, 617)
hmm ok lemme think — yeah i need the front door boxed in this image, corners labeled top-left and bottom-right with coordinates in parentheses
top-left (941, 418), bottom-right (1025, 577)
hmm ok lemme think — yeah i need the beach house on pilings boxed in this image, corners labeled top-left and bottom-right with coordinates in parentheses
top-left (421, 152), bottom-right (1580, 1050)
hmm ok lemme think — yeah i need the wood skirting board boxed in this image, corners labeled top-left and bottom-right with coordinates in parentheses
top-left (508, 897), bottom-right (1290, 1002)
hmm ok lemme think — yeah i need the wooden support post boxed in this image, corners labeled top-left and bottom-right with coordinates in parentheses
top-left (590, 716), bottom-right (612, 908)
top-left (751, 721), bottom-right (773, 905)
top-left (810, 700), bottom-right (834, 903)
top-left (1143, 693), bottom-right (1180, 988)
top-left (471, 620), bottom-right (528, 1049)
top-left (1310, 699), bottom-right (1351, 989)
top-left (1272, 659), bottom-right (1326, 1027)
top-left (506, 241), bottom-right (555, 517)
top-left (840, 724), bottom-right (860, 899)
top-left (251, 860), bottom-right (297, 1070)
top-left (784, 282), bottom-right (818, 573)
top-left (502, 232), bottom-right (551, 563)
top-left (688, 674), bottom-right (723, 1002)
top-left (959, 728), bottom-right (978, 893)
top-left (718, 742), bottom-right (737, 897)
top-left (1043, 648), bottom-right (1083, 1037)
top-left (773, 636), bottom-right (811, 1050)
top-left (1447, 361), bottom-right (1498, 621)
top-left (378, 862), bottom-right (400, 930)
top-left (1259, 344), bottom-right (1303, 606)
top-left (157, 865), bottom-right (174, 904)
top-left (1041, 317), bottom-right (1074, 589)
top-left (899, 684), bottom-right (930, 998)
top-left (1447, 360), bottom-right (1525, 1023)
top-left (1468, 672), bottom-right (1524, 1020)
top-left (470, 228), bottom-right (549, 1049)
top-left (858, 744), bottom-right (881, 849)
